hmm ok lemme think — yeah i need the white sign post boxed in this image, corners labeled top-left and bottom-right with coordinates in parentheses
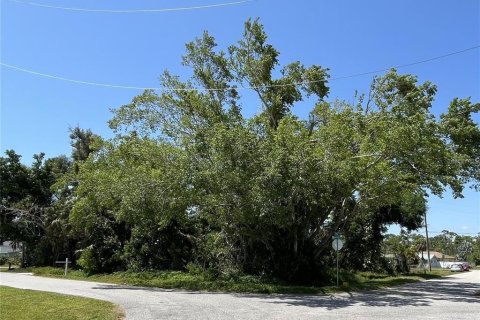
top-left (332, 233), bottom-right (344, 288)
top-left (55, 258), bottom-right (71, 276)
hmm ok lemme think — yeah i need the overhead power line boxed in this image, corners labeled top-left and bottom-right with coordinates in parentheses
top-left (428, 231), bottom-right (479, 235)
top-left (1, 45), bottom-right (479, 91)
top-left (330, 45), bottom-right (480, 80)
top-left (5, 0), bottom-right (254, 13)
top-left (0, 63), bottom-right (161, 90)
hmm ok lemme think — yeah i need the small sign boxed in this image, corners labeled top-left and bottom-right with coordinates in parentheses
top-left (332, 238), bottom-right (343, 251)
top-left (55, 258), bottom-right (71, 276)
top-left (331, 232), bottom-right (344, 288)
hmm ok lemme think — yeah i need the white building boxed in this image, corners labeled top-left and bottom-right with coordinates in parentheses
top-left (416, 251), bottom-right (464, 269)
top-left (0, 241), bottom-right (21, 257)
top-left (417, 252), bottom-right (442, 268)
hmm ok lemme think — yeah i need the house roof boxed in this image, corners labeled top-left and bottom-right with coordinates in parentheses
top-left (417, 251), bottom-right (455, 260)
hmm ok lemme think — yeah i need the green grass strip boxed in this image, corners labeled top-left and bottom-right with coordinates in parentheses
top-left (0, 286), bottom-right (124, 320)
top-left (2, 267), bottom-right (452, 294)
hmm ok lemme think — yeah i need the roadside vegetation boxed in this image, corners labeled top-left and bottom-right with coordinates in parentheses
top-left (0, 286), bottom-right (124, 320)
top-left (3, 267), bottom-right (451, 294)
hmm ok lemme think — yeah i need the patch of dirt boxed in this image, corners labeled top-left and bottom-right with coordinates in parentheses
top-left (114, 304), bottom-right (126, 320)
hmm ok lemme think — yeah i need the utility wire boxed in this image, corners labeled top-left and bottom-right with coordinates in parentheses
top-left (428, 231), bottom-right (480, 235)
top-left (5, 0), bottom-right (255, 13)
top-left (0, 62), bottom-right (161, 90)
top-left (1, 45), bottom-right (479, 91)
top-left (331, 45), bottom-right (480, 80)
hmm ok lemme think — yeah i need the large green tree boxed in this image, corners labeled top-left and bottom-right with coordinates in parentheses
top-left (69, 19), bottom-right (479, 281)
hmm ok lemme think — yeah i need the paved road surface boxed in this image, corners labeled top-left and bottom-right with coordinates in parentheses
top-left (1, 271), bottom-right (479, 320)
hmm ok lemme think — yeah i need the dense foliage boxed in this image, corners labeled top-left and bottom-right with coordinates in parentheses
top-left (1, 20), bottom-right (479, 283)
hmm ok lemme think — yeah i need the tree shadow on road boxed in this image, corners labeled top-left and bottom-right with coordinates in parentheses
top-left (237, 278), bottom-right (480, 310)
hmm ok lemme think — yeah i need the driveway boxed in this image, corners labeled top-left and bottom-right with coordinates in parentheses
top-left (1, 271), bottom-right (479, 320)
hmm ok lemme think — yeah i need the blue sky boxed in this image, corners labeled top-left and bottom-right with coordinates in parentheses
top-left (1, 0), bottom-right (479, 235)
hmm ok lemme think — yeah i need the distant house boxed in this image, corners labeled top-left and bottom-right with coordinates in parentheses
top-left (0, 241), bottom-right (21, 257)
top-left (416, 251), bottom-right (462, 269)
top-left (417, 252), bottom-right (442, 268)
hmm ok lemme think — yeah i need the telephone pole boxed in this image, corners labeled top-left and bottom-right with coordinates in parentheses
top-left (424, 211), bottom-right (431, 271)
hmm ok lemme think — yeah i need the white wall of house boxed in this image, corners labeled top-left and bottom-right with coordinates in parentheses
top-left (439, 261), bottom-right (467, 268)
top-left (0, 241), bottom-right (20, 256)
top-left (417, 256), bottom-right (442, 268)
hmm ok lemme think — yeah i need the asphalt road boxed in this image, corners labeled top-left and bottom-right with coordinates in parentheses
top-left (1, 271), bottom-right (479, 320)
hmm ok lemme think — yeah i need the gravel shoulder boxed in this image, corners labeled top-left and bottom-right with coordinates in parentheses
top-left (1, 270), bottom-right (479, 320)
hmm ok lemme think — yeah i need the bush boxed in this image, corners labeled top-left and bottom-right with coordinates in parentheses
top-left (185, 262), bottom-right (203, 275)
top-left (77, 247), bottom-right (97, 274)
top-left (8, 254), bottom-right (22, 266)
top-left (0, 254), bottom-right (21, 267)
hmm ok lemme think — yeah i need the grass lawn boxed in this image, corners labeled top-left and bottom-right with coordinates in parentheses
top-left (339, 269), bottom-right (451, 291)
top-left (0, 286), bottom-right (124, 320)
top-left (2, 266), bottom-right (452, 294)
